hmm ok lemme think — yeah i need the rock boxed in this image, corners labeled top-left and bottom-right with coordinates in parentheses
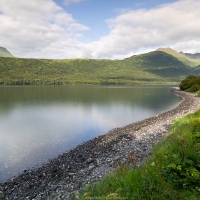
top-left (86, 158), bottom-right (94, 164)
top-left (68, 173), bottom-right (75, 177)
top-left (0, 191), bottom-right (5, 199)
top-left (88, 165), bottom-right (95, 171)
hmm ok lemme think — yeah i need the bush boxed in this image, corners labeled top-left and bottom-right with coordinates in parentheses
top-left (187, 84), bottom-right (200, 92)
top-left (180, 76), bottom-right (200, 92)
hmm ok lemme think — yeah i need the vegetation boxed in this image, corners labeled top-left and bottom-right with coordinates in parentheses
top-left (77, 110), bottom-right (200, 200)
top-left (0, 48), bottom-right (200, 85)
top-left (158, 48), bottom-right (200, 67)
top-left (180, 76), bottom-right (200, 93)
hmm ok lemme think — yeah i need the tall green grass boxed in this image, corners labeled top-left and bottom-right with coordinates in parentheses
top-left (77, 110), bottom-right (200, 200)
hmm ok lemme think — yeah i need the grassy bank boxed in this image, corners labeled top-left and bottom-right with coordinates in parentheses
top-left (77, 110), bottom-right (200, 200)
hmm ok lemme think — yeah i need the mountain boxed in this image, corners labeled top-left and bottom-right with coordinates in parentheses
top-left (0, 46), bottom-right (14, 57)
top-left (194, 65), bottom-right (200, 75)
top-left (123, 50), bottom-right (193, 81)
top-left (179, 52), bottom-right (200, 59)
top-left (0, 48), bottom-right (199, 85)
top-left (157, 48), bottom-right (200, 67)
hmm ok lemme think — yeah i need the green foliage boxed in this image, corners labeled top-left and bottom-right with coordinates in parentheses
top-left (0, 49), bottom-right (200, 86)
top-left (163, 158), bottom-right (200, 191)
top-left (161, 110), bottom-right (200, 192)
top-left (179, 75), bottom-right (200, 92)
top-left (0, 57), bottom-right (166, 85)
top-left (77, 110), bottom-right (200, 200)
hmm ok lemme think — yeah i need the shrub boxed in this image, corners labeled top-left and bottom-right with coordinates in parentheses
top-left (180, 76), bottom-right (200, 92)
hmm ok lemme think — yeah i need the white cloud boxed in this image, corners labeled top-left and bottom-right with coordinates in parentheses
top-left (0, 0), bottom-right (200, 59)
top-left (85, 0), bottom-right (200, 59)
top-left (0, 0), bottom-right (88, 58)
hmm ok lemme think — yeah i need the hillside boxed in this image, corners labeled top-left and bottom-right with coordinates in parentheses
top-left (122, 51), bottom-right (194, 81)
top-left (193, 65), bottom-right (200, 75)
top-left (0, 49), bottom-right (199, 85)
top-left (157, 48), bottom-right (200, 67)
top-left (0, 57), bottom-right (163, 85)
top-left (0, 46), bottom-right (14, 58)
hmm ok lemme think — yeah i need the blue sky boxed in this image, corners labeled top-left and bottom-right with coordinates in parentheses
top-left (55, 0), bottom-right (176, 41)
top-left (0, 0), bottom-right (200, 59)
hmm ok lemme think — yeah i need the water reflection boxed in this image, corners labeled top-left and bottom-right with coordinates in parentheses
top-left (0, 86), bottom-right (180, 182)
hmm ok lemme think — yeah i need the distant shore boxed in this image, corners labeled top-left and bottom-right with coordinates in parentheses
top-left (1, 89), bottom-right (200, 200)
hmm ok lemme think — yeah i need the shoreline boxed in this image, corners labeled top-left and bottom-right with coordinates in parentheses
top-left (1, 89), bottom-right (200, 200)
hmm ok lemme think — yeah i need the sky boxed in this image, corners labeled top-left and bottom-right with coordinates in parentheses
top-left (0, 0), bottom-right (200, 59)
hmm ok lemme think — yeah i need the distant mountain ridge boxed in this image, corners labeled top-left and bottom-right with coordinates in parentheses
top-left (0, 47), bottom-right (200, 85)
top-left (179, 51), bottom-right (200, 59)
top-left (0, 46), bottom-right (14, 57)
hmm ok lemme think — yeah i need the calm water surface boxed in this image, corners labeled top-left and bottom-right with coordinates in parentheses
top-left (0, 85), bottom-right (180, 182)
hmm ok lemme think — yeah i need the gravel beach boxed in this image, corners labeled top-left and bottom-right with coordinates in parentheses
top-left (0, 89), bottom-right (200, 200)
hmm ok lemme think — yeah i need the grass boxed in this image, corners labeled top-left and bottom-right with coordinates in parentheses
top-left (77, 110), bottom-right (200, 200)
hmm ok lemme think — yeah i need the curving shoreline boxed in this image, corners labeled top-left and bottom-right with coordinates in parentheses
top-left (0, 89), bottom-right (200, 200)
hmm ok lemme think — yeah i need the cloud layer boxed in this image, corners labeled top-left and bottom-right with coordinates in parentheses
top-left (86, 0), bottom-right (200, 59)
top-left (0, 0), bottom-right (88, 58)
top-left (0, 0), bottom-right (200, 59)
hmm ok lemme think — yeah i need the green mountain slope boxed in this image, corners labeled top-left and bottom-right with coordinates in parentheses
top-left (157, 48), bottom-right (200, 67)
top-left (0, 57), bottom-right (163, 85)
top-left (0, 49), bottom-right (199, 85)
top-left (193, 65), bottom-right (200, 75)
top-left (0, 46), bottom-right (14, 58)
top-left (122, 51), bottom-right (194, 81)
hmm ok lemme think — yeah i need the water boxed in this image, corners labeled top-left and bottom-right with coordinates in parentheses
top-left (0, 85), bottom-right (180, 182)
